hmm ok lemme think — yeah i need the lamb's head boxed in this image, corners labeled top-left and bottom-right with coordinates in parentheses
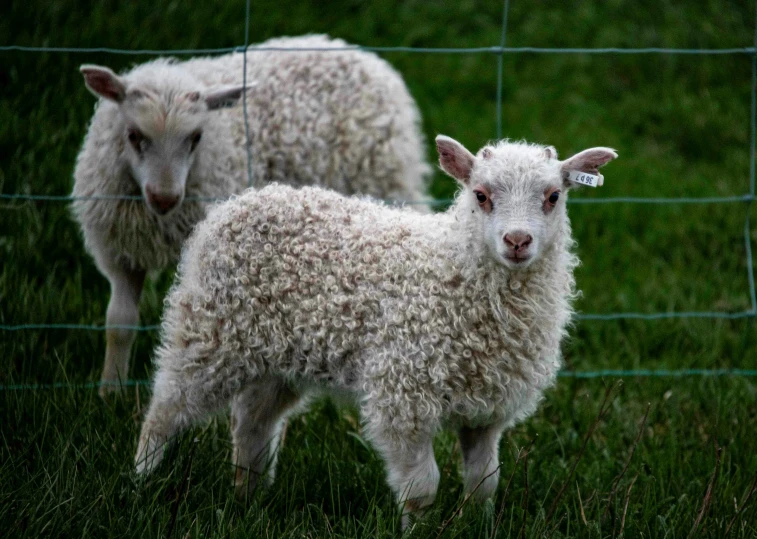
top-left (80, 64), bottom-right (247, 216)
top-left (436, 135), bottom-right (617, 271)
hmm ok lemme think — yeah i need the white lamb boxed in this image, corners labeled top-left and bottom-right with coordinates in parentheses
top-left (71, 35), bottom-right (430, 396)
top-left (135, 134), bottom-right (617, 525)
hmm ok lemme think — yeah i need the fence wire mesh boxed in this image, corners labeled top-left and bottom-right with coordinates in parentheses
top-left (1, 0), bottom-right (756, 385)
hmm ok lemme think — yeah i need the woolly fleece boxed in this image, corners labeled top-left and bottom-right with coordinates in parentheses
top-left (150, 150), bottom-right (577, 438)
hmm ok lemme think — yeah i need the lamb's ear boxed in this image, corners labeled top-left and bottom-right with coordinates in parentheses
top-left (561, 147), bottom-right (617, 187)
top-left (205, 84), bottom-right (252, 110)
top-left (80, 65), bottom-right (126, 103)
top-left (436, 135), bottom-right (476, 185)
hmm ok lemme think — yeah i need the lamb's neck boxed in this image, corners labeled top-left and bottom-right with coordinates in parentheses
top-left (492, 240), bottom-right (577, 341)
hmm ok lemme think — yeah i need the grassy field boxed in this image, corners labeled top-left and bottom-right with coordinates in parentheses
top-left (2, 0), bottom-right (757, 536)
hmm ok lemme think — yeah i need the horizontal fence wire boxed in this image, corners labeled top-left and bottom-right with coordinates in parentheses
top-left (3, 368), bottom-right (757, 391)
top-left (0, 324), bottom-right (162, 331)
top-left (579, 311), bottom-right (756, 321)
top-left (2, 309), bottom-right (756, 333)
top-left (558, 368), bottom-right (757, 378)
top-left (2, 45), bottom-right (757, 55)
top-left (2, 193), bottom-right (756, 205)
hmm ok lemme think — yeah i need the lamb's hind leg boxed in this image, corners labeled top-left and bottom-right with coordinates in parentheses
top-left (135, 364), bottom-right (236, 475)
top-left (231, 378), bottom-right (300, 498)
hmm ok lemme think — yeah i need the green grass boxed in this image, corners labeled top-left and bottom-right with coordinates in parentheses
top-left (2, 0), bottom-right (757, 536)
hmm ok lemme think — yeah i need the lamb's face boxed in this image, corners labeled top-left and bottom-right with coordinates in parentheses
top-left (80, 65), bottom-right (246, 217)
top-left (436, 135), bottom-right (617, 271)
top-left (469, 147), bottom-right (565, 270)
top-left (119, 92), bottom-right (206, 216)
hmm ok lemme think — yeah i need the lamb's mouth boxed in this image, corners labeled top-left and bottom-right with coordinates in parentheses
top-left (503, 254), bottom-right (533, 268)
top-left (505, 254), bottom-right (530, 263)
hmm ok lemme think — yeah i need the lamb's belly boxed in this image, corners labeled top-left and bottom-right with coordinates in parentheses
top-left (447, 368), bottom-right (558, 430)
top-left (266, 345), bottom-right (364, 393)
top-left (290, 381), bottom-right (360, 409)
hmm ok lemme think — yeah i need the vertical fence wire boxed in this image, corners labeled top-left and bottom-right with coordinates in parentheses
top-left (495, 0), bottom-right (510, 139)
top-left (747, 0), bottom-right (757, 313)
top-left (242, 0), bottom-right (254, 188)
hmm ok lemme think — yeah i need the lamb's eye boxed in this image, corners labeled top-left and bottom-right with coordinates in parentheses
top-left (189, 131), bottom-right (202, 152)
top-left (127, 128), bottom-right (149, 153)
top-left (548, 191), bottom-right (560, 204)
top-left (127, 129), bottom-right (141, 145)
top-left (475, 191), bottom-right (488, 204)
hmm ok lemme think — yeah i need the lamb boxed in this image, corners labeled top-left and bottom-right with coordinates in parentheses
top-left (71, 34), bottom-right (430, 396)
top-left (134, 134), bottom-right (617, 526)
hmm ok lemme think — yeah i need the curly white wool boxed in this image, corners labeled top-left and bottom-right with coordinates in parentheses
top-left (135, 135), bottom-right (617, 525)
top-left (71, 34), bottom-right (430, 394)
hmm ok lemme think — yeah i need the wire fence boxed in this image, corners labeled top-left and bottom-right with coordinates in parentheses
top-left (3, 368), bottom-right (757, 392)
top-left (1, 0), bottom-right (756, 385)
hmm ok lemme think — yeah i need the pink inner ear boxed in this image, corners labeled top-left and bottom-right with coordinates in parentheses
top-left (436, 137), bottom-right (474, 182)
top-left (82, 69), bottom-right (125, 102)
top-left (562, 147), bottom-right (617, 175)
top-left (205, 85), bottom-right (247, 110)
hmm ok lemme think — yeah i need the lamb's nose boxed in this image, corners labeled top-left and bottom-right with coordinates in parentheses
top-left (504, 231), bottom-right (533, 252)
top-left (145, 186), bottom-right (180, 215)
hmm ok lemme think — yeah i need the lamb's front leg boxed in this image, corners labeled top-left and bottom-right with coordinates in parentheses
top-left (364, 410), bottom-right (440, 529)
top-left (100, 264), bottom-right (145, 397)
top-left (458, 422), bottom-right (506, 501)
top-left (135, 366), bottom-right (234, 475)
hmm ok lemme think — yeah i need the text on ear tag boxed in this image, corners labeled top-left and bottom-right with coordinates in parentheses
top-left (568, 170), bottom-right (602, 187)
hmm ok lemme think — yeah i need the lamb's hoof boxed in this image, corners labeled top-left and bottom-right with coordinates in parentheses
top-left (98, 379), bottom-right (127, 400)
top-left (401, 513), bottom-right (414, 532)
top-left (134, 433), bottom-right (165, 475)
top-left (233, 467), bottom-right (262, 502)
top-left (401, 498), bottom-right (430, 531)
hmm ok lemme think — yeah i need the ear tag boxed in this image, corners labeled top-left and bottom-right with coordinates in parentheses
top-left (568, 170), bottom-right (602, 187)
